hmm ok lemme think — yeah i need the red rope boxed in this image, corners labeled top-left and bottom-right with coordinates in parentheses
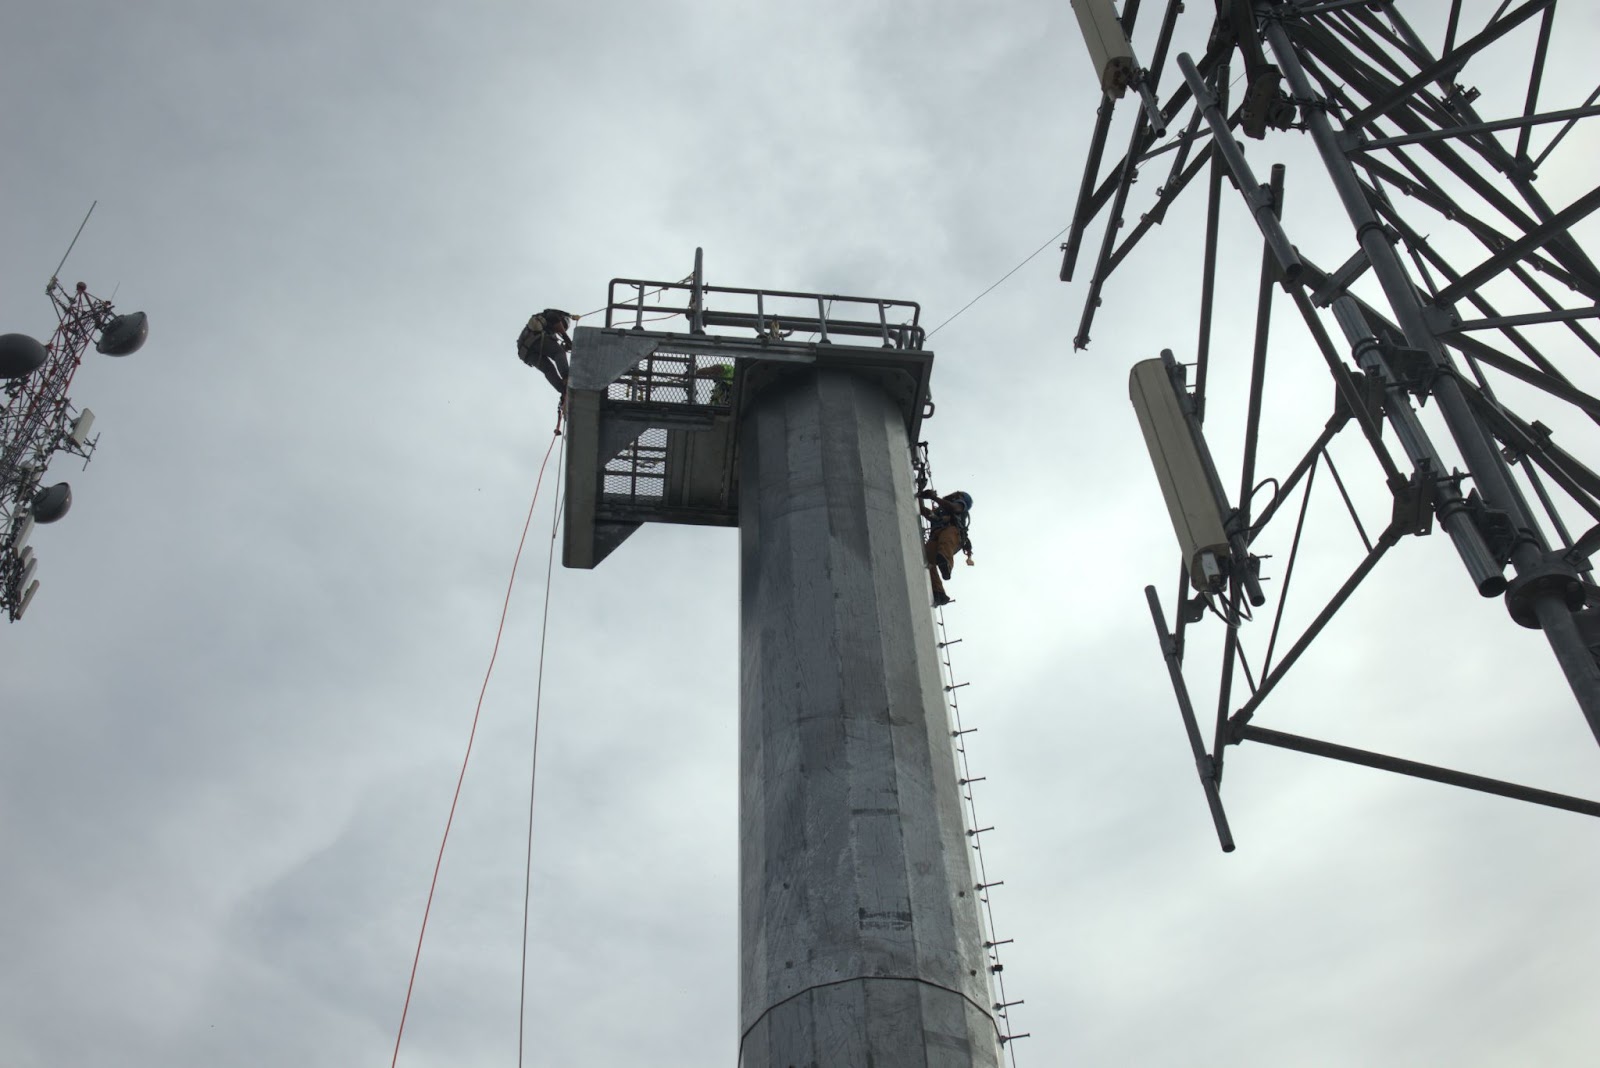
top-left (390, 427), bottom-right (562, 1068)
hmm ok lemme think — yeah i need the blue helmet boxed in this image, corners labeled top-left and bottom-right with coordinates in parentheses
top-left (955, 492), bottom-right (973, 510)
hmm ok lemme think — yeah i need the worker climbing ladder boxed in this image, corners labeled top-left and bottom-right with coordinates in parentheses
top-left (916, 441), bottom-right (1028, 1058)
top-left (919, 456), bottom-right (1028, 1060)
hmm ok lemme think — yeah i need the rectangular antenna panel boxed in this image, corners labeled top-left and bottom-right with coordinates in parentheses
top-left (11, 514), bottom-right (33, 552)
top-left (17, 579), bottom-right (38, 619)
top-left (69, 409), bottom-right (95, 447)
top-left (1071, 0), bottom-right (1135, 97)
top-left (1129, 358), bottom-right (1230, 591)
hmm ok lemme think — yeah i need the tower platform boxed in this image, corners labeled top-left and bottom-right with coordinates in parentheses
top-left (562, 266), bottom-right (935, 568)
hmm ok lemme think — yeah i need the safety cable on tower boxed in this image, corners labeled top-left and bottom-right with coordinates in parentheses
top-left (390, 425), bottom-right (563, 1068)
top-left (517, 429), bottom-right (566, 1068)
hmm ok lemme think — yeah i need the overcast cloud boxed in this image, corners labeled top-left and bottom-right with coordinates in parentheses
top-left (3, 2), bottom-right (1599, 1066)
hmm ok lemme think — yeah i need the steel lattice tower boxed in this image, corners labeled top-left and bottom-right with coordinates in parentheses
top-left (1065, 0), bottom-right (1600, 845)
top-left (2, 264), bottom-right (147, 622)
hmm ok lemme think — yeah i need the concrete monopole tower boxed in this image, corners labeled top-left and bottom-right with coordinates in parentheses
top-left (562, 251), bottom-right (1003, 1066)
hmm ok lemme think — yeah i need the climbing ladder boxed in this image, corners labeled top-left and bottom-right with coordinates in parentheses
top-left (916, 441), bottom-right (1029, 1060)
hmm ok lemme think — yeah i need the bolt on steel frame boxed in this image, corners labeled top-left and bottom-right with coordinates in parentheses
top-left (1063, 0), bottom-right (1600, 847)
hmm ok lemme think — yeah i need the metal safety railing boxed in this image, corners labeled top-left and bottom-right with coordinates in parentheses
top-left (605, 351), bottom-right (737, 409)
top-left (604, 251), bottom-right (925, 351)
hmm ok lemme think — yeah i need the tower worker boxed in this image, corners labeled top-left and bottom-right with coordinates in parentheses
top-left (918, 488), bottom-right (974, 607)
top-left (691, 360), bottom-right (736, 406)
top-left (517, 308), bottom-right (577, 393)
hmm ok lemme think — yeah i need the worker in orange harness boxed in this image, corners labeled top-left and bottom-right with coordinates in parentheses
top-left (919, 489), bottom-right (973, 607)
top-left (517, 308), bottom-right (577, 393)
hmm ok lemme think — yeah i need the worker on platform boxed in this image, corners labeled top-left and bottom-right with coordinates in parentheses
top-left (919, 488), bottom-right (973, 608)
top-left (691, 361), bottom-right (736, 406)
top-left (517, 308), bottom-right (577, 393)
top-left (1210, 0), bottom-right (1295, 139)
top-left (757, 319), bottom-right (792, 343)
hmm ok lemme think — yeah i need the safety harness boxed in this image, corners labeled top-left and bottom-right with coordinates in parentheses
top-left (928, 498), bottom-right (973, 556)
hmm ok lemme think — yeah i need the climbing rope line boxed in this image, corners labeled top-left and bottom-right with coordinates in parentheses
top-left (617, 310), bottom-right (681, 327)
top-left (577, 288), bottom-right (660, 321)
top-left (389, 426), bottom-right (563, 1068)
top-left (517, 431), bottom-right (567, 1068)
top-left (576, 291), bottom-right (657, 320)
top-left (579, 274), bottom-right (693, 322)
top-left (926, 224), bottom-right (1071, 340)
top-left (803, 299), bottom-right (835, 343)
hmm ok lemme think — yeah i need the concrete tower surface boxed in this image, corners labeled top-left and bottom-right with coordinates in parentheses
top-left (563, 258), bottom-right (1001, 1065)
top-left (738, 369), bottom-right (998, 1066)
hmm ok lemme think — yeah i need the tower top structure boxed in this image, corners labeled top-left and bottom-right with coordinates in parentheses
top-left (563, 249), bottom-right (933, 568)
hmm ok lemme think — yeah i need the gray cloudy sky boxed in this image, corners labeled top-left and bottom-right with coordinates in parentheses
top-left (3, 2), bottom-right (1599, 1066)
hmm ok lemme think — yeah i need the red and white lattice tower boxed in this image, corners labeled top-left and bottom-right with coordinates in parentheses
top-left (0, 276), bottom-right (147, 621)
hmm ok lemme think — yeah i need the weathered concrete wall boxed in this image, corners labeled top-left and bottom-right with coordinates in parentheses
top-left (738, 368), bottom-right (999, 1068)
